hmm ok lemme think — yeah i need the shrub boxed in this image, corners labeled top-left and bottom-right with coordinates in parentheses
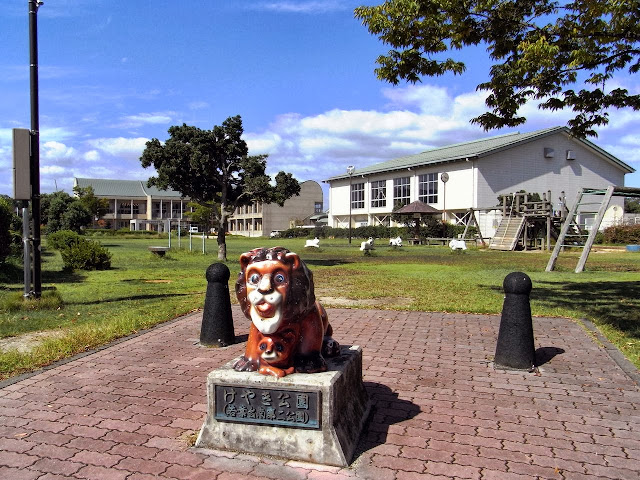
top-left (60, 237), bottom-right (112, 271)
top-left (0, 197), bottom-right (21, 262)
top-left (602, 224), bottom-right (640, 245)
top-left (279, 228), bottom-right (312, 239)
top-left (47, 230), bottom-right (82, 250)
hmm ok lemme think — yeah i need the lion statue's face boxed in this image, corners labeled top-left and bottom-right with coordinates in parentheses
top-left (236, 247), bottom-right (315, 334)
top-left (245, 260), bottom-right (290, 334)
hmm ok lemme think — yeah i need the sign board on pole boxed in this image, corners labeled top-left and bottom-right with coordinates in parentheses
top-left (13, 128), bottom-right (31, 200)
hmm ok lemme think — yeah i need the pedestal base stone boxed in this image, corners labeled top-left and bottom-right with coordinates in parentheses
top-left (195, 345), bottom-right (369, 466)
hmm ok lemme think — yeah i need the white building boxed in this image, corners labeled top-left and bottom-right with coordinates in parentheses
top-left (325, 126), bottom-right (634, 237)
top-left (227, 180), bottom-right (324, 237)
top-left (74, 177), bottom-right (190, 231)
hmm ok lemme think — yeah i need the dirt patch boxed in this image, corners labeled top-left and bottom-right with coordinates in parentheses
top-left (145, 279), bottom-right (172, 283)
top-left (318, 296), bottom-right (413, 308)
top-left (0, 330), bottom-right (65, 354)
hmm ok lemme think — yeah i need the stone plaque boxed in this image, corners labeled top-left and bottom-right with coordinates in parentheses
top-left (214, 385), bottom-right (321, 429)
top-left (196, 346), bottom-right (370, 466)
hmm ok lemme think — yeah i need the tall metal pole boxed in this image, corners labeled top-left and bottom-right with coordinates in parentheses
top-left (347, 165), bottom-right (354, 244)
top-left (29, 0), bottom-right (42, 297)
top-left (22, 202), bottom-right (31, 297)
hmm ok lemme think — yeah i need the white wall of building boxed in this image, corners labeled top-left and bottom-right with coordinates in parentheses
top-left (327, 130), bottom-right (630, 234)
top-left (328, 163), bottom-right (476, 228)
top-left (475, 134), bottom-right (625, 213)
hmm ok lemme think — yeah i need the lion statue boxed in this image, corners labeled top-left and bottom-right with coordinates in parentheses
top-left (234, 246), bottom-right (339, 376)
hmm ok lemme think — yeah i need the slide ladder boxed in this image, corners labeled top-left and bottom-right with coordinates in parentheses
top-left (489, 212), bottom-right (526, 251)
top-left (546, 186), bottom-right (615, 273)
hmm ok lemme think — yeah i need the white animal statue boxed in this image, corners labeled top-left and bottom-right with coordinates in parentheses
top-left (360, 237), bottom-right (375, 253)
top-left (389, 236), bottom-right (402, 247)
top-left (305, 237), bottom-right (320, 248)
top-left (449, 239), bottom-right (467, 251)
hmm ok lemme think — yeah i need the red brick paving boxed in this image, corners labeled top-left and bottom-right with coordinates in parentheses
top-left (1, 307), bottom-right (639, 479)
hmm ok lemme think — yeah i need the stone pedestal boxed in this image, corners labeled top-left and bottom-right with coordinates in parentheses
top-left (195, 345), bottom-right (369, 466)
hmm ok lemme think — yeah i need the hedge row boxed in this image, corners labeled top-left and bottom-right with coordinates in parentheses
top-left (602, 224), bottom-right (640, 244)
top-left (278, 224), bottom-right (477, 239)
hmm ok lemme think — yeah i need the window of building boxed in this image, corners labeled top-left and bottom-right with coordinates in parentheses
top-left (132, 203), bottom-right (140, 215)
top-left (118, 202), bottom-right (131, 214)
top-left (351, 182), bottom-right (365, 209)
top-left (393, 177), bottom-right (411, 207)
top-left (152, 202), bottom-right (168, 217)
top-left (419, 173), bottom-right (438, 204)
top-left (314, 202), bottom-right (323, 213)
top-left (371, 180), bottom-right (386, 208)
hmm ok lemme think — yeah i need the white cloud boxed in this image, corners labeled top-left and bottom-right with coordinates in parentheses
top-left (87, 137), bottom-right (149, 158)
top-left (119, 112), bottom-right (174, 128)
top-left (83, 150), bottom-right (100, 161)
top-left (253, 1), bottom-right (347, 13)
top-left (40, 126), bottom-right (76, 143)
top-left (188, 101), bottom-right (210, 110)
top-left (41, 165), bottom-right (67, 175)
top-left (42, 141), bottom-right (77, 160)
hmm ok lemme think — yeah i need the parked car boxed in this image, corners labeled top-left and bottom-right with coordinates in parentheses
top-left (269, 230), bottom-right (282, 238)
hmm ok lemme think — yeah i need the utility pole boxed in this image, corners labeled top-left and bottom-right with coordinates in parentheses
top-left (29, 0), bottom-right (43, 297)
top-left (347, 165), bottom-right (355, 244)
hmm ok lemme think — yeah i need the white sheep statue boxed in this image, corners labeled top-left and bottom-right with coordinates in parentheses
top-left (360, 237), bottom-right (375, 254)
top-left (304, 237), bottom-right (320, 248)
top-left (449, 239), bottom-right (467, 251)
top-left (389, 236), bottom-right (402, 247)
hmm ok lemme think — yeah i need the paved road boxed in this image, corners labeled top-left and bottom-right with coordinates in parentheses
top-left (1, 307), bottom-right (639, 479)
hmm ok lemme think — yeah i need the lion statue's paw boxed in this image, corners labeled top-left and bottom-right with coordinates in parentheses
top-left (322, 337), bottom-right (340, 358)
top-left (294, 352), bottom-right (328, 374)
top-left (233, 356), bottom-right (259, 372)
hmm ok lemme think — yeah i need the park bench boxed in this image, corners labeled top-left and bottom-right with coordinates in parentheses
top-left (148, 246), bottom-right (170, 256)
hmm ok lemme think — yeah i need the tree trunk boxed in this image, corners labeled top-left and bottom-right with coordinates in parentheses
top-left (217, 225), bottom-right (227, 261)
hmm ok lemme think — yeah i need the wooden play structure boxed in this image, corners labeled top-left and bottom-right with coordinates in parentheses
top-left (546, 186), bottom-right (640, 273)
top-left (458, 190), bottom-right (561, 251)
top-left (456, 186), bottom-right (640, 273)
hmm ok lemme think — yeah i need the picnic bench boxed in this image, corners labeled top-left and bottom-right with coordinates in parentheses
top-left (148, 246), bottom-right (170, 256)
top-left (408, 237), bottom-right (450, 246)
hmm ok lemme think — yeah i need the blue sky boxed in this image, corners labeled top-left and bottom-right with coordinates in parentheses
top-left (1, 0), bottom-right (639, 204)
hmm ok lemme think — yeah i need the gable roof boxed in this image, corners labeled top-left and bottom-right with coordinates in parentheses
top-left (325, 126), bottom-right (634, 181)
top-left (74, 178), bottom-right (185, 198)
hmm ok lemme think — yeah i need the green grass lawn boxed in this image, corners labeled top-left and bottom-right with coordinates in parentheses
top-left (1, 235), bottom-right (639, 379)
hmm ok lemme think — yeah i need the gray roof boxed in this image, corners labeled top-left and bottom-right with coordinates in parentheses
top-left (325, 126), bottom-right (635, 181)
top-left (74, 178), bottom-right (185, 198)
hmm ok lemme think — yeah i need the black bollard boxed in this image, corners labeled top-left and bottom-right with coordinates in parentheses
top-left (200, 263), bottom-right (235, 347)
top-left (494, 272), bottom-right (536, 370)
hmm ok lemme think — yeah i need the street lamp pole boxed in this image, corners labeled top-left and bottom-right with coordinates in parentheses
top-left (347, 165), bottom-right (355, 244)
top-left (29, 0), bottom-right (43, 298)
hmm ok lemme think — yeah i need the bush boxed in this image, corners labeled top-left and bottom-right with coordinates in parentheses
top-left (47, 230), bottom-right (82, 250)
top-left (0, 197), bottom-right (21, 262)
top-left (602, 224), bottom-right (640, 245)
top-left (59, 237), bottom-right (112, 271)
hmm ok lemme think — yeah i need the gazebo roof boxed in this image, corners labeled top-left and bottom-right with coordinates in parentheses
top-left (394, 200), bottom-right (440, 215)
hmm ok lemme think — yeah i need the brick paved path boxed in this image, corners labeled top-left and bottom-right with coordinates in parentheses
top-left (1, 308), bottom-right (639, 479)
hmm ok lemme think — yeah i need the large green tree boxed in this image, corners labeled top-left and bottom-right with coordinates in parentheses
top-left (355, 0), bottom-right (640, 137)
top-left (140, 115), bottom-right (300, 260)
top-left (73, 185), bottom-right (109, 224)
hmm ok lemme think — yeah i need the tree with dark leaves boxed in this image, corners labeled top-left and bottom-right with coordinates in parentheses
top-left (355, 0), bottom-right (640, 137)
top-left (140, 115), bottom-right (300, 260)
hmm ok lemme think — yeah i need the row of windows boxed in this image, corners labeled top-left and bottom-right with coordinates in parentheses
top-left (351, 174), bottom-right (439, 209)
top-left (233, 202), bottom-right (323, 216)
